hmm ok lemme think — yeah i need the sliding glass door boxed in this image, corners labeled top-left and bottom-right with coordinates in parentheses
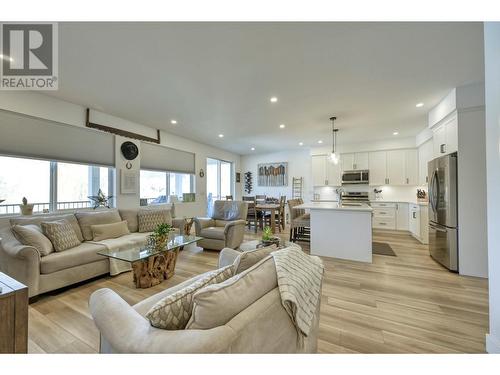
top-left (206, 158), bottom-right (233, 213)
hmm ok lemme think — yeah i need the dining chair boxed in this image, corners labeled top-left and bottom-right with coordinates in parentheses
top-left (287, 198), bottom-right (310, 243)
top-left (226, 195), bottom-right (233, 200)
top-left (255, 195), bottom-right (266, 204)
top-left (242, 196), bottom-right (259, 233)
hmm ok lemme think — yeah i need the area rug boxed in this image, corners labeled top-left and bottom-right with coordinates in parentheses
top-left (372, 242), bottom-right (396, 256)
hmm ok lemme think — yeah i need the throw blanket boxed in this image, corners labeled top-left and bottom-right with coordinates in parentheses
top-left (271, 246), bottom-right (324, 347)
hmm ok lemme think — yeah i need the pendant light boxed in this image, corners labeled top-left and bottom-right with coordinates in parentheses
top-left (329, 116), bottom-right (339, 164)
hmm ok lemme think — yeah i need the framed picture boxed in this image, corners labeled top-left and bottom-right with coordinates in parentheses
top-left (257, 162), bottom-right (288, 186)
top-left (235, 172), bottom-right (241, 183)
top-left (120, 169), bottom-right (138, 194)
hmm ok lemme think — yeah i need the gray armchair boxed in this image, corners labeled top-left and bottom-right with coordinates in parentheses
top-left (194, 200), bottom-right (248, 251)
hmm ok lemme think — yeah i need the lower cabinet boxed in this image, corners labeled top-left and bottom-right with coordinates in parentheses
top-left (395, 203), bottom-right (409, 231)
top-left (372, 202), bottom-right (397, 230)
top-left (409, 204), bottom-right (429, 244)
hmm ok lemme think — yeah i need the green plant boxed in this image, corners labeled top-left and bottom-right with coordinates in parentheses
top-left (148, 223), bottom-right (173, 249)
top-left (262, 226), bottom-right (273, 241)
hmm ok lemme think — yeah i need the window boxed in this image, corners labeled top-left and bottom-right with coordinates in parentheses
top-left (0, 155), bottom-right (114, 215)
top-left (140, 170), bottom-right (194, 205)
top-left (0, 156), bottom-right (51, 214)
top-left (206, 158), bottom-right (233, 214)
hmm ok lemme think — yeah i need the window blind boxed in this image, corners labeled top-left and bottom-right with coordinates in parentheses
top-left (140, 141), bottom-right (195, 174)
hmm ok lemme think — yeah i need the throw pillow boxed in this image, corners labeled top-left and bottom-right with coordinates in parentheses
top-left (146, 264), bottom-right (234, 330)
top-left (75, 210), bottom-right (123, 241)
top-left (91, 220), bottom-right (130, 241)
top-left (40, 220), bottom-right (81, 252)
top-left (187, 256), bottom-right (278, 330)
top-left (138, 209), bottom-right (172, 233)
top-left (233, 244), bottom-right (277, 274)
top-left (11, 224), bottom-right (54, 256)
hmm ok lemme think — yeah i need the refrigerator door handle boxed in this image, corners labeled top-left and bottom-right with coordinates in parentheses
top-left (429, 222), bottom-right (447, 232)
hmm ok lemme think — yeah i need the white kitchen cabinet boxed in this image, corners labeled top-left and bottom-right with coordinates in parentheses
top-left (326, 158), bottom-right (342, 186)
top-left (312, 155), bottom-right (341, 186)
top-left (386, 150), bottom-right (406, 185)
top-left (342, 152), bottom-right (369, 171)
top-left (395, 203), bottom-right (409, 231)
top-left (433, 112), bottom-right (458, 158)
top-left (419, 206), bottom-right (429, 244)
top-left (405, 149), bottom-right (419, 185)
top-left (409, 204), bottom-right (420, 238)
top-left (312, 155), bottom-right (327, 186)
top-left (418, 140), bottom-right (433, 186)
top-left (368, 151), bottom-right (387, 186)
top-left (371, 202), bottom-right (396, 230)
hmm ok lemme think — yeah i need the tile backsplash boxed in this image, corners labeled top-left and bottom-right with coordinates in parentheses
top-left (313, 185), bottom-right (427, 202)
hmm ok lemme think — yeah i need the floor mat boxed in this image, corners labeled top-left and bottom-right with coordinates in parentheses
top-left (372, 242), bottom-right (396, 256)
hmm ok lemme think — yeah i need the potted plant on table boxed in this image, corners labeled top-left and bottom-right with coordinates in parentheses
top-left (261, 226), bottom-right (280, 247)
top-left (147, 223), bottom-right (174, 251)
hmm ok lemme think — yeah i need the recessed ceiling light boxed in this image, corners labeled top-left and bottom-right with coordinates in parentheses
top-left (251, 147), bottom-right (255, 151)
top-left (270, 97), bottom-right (278, 103)
top-left (0, 54), bottom-right (13, 62)
top-left (279, 124), bottom-right (285, 129)
top-left (218, 134), bottom-right (224, 138)
top-left (318, 140), bottom-right (323, 144)
top-left (416, 102), bottom-right (424, 108)
top-left (299, 142), bottom-right (304, 146)
top-left (170, 120), bottom-right (177, 124)
top-left (393, 131), bottom-right (399, 136)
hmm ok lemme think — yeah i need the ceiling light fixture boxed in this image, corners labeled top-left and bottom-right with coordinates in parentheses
top-left (328, 116), bottom-right (340, 165)
top-left (0, 54), bottom-right (13, 62)
top-left (318, 140), bottom-right (323, 144)
top-left (416, 102), bottom-right (424, 108)
top-left (299, 142), bottom-right (304, 146)
top-left (170, 120), bottom-right (177, 124)
top-left (393, 131), bottom-right (399, 136)
top-left (251, 147), bottom-right (255, 151)
top-left (218, 134), bottom-right (224, 138)
top-left (279, 124), bottom-right (285, 129)
top-left (270, 97), bottom-right (278, 103)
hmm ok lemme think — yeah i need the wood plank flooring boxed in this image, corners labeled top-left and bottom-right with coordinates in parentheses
top-left (27, 228), bottom-right (489, 353)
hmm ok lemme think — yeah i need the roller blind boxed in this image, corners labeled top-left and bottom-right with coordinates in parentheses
top-left (141, 141), bottom-right (195, 174)
top-left (0, 110), bottom-right (114, 166)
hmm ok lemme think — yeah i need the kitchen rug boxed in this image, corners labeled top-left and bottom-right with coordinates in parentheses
top-left (372, 242), bottom-right (396, 256)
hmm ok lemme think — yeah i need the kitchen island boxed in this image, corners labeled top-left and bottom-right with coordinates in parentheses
top-left (295, 201), bottom-right (373, 263)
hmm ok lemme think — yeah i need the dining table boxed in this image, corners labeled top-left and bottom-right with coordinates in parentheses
top-left (255, 203), bottom-right (281, 234)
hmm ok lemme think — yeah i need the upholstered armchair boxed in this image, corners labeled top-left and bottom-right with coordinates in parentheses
top-left (194, 200), bottom-right (248, 250)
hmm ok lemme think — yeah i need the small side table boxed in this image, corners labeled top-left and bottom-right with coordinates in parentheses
top-left (0, 271), bottom-right (28, 353)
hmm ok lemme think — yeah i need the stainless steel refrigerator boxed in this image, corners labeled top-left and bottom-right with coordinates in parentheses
top-left (428, 153), bottom-right (458, 272)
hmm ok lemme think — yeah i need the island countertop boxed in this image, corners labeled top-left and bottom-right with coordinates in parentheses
top-left (295, 202), bottom-right (373, 212)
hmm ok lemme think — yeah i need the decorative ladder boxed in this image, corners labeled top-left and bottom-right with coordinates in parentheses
top-left (292, 177), bottom-right (303, 199)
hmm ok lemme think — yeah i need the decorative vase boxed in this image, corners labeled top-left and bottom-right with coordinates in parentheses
top-left (19, 204), bottom-right (34, 216)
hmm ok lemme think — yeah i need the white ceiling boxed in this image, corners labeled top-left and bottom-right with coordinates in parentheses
top-left (46, 22), bottom-right (484, 155)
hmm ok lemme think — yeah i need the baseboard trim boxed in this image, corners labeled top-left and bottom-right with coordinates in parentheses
top-left (486, 333), bottom-right (500, 353)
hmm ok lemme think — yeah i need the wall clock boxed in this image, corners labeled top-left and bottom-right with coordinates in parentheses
top-left (120, 141), bottom-right (139, 161)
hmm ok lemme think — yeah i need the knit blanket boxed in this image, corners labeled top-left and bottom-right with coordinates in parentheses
top-left (271, 245), bottom-right (324, 347)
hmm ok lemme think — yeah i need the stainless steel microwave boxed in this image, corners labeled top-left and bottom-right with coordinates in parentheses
top-left (341, 170), bottom-right (369, 185)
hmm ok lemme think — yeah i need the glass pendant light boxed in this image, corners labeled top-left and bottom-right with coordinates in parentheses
top-left (329, 116), bottom-right (339, 164)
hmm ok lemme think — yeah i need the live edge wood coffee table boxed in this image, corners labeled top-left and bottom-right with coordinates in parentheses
top-left (98, 235), bottom-right (202, 288)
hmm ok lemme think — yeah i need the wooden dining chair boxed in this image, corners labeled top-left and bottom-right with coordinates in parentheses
top-left (226, 195), bottom-right (233, 200)
top-left (255, 195), bottom-right (266, 204)
top-left (242, 196), bottom-right (259, 233)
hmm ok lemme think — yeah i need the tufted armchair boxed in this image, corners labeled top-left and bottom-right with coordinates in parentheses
top-left (194, 200), bottom-right (248, 251)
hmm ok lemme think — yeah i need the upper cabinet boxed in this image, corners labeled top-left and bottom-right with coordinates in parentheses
top-left (418, 139), bottom-right (433, 186)
top-left (432, 112), bottom-right (458, 158)
top-left (342, 152), bottom-right (369, 171)
top-left (312, 155), bottom-right (341, 187)
top-left (368, 149), bottom-right (418, 186)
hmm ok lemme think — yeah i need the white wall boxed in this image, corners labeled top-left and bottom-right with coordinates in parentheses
top-left (0, 91), bottom-right (241, 217)
top-left (241, 149), bottom-right (312, 200)
top-left (484, 22), bottom-right (500, 354)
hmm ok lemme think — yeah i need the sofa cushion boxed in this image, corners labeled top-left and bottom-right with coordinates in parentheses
top-left (93, 232), bottom-right (151, 250)
top-left (11, 224), bottom-right (54, 256)
top-left (199, 226), bottom-right (226, 240)
top-left (233, 244), bottom-right (277, 274)
top-left (40, 241), bottom-right (107, 274)
top-left (145, 264), bottom-right (234, 330)
top-left (41, 220), bottom-right (82, 252)
top-left (187, 256), bottom-right (278, 330)
top-left (118, 209), bottom-right (139, 232)
top-left (91, 220), bottom-right (130, 241)
top-left (75, 210), bottom-right (122, 241)
top-left (138, 208), bottom-right (172, 233)
top-left (10, 214), bottom-right (84, 242)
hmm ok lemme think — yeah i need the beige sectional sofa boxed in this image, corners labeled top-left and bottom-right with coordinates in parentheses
top-left (90, 247), bottom-right (321, 353)
top-left (0, 207), bottom-right (182, 298)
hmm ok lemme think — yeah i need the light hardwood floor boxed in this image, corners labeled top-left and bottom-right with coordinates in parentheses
top-left (27, 228), bottom-right (489, 354)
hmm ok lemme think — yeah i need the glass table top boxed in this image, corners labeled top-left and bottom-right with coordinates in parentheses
top-left (97, 235), bottom-right (202, 263)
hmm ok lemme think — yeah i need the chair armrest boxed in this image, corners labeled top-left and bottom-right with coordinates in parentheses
top-left (1, 241), bottom-right (40, 260)
top-left (0, 240), bottom-right (40, 297)
top-left (89, 288), bottom-right (236, 353)
top-left (193, 217), bottom-right (215, 234)
top-left (218, 248), bottom-right (242, 268)
top-left (224, 220), bottom-right (246, 249)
